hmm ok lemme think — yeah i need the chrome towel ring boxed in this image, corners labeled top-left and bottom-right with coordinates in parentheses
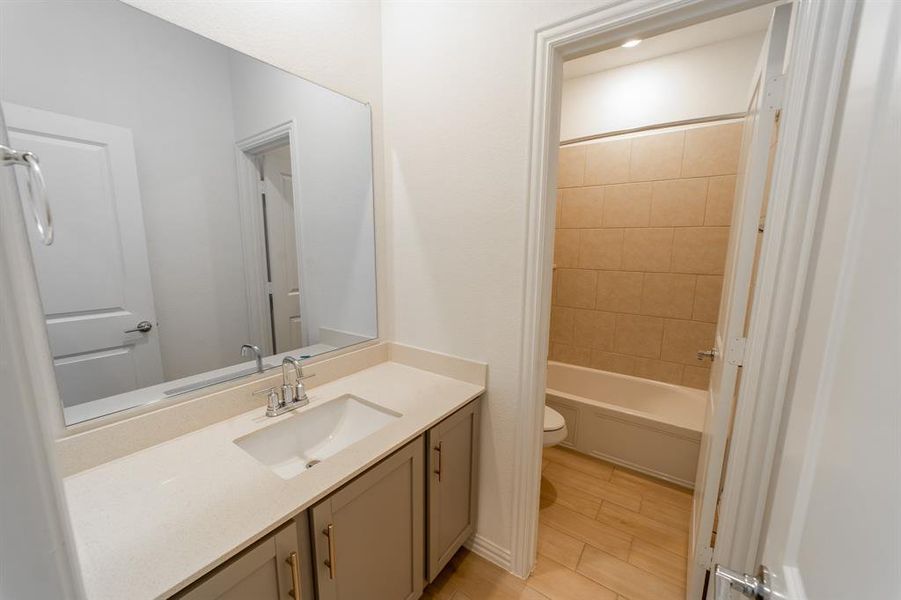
top-left (1, 143), bottom-right (53, 245)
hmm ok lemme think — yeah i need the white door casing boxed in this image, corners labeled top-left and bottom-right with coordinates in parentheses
top-left (3, 102), bottom-right (163, 408)
top-left (0, 100), bottom-right (86, 600)
top-left (704, 0), bottom-right (860, 583)
top-left (262, 145), bottom-right (304, 353)
top-left (235, 121), bottom-right (313, 357)
top-left (756, 2), bottom-right (900, 599)
top-left (687, 5), bottom-right (791, 598)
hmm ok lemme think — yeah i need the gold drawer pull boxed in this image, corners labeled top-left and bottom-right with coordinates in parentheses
top-left (323, 523), bottom-right (336, 580)
top-left (286, 551), bottom-right (301, 599)
top-left (434, 442), bottom-right (442, 482)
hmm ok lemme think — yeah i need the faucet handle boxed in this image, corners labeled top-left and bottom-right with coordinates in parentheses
top-left (292, 379), bottom-right (310, 405)
top-left (253, 386), bottom-right (282, 416)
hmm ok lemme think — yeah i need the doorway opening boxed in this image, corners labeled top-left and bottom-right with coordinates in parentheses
top-left (256, 142), bottom-right (302, 356)
top-left (237, 130), bottom-right (307, 359)
top-left (540, 4), bottom-right (787, 598)
top-left (236, 124), bottom-right (316, 362)
top-left (507, 0), bottom-right (859, 594)
top-left (237, 120), bottom-right (367, 365)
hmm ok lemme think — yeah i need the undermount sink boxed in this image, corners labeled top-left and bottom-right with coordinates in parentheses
top-left (234, 394), bottom-right (402, 479)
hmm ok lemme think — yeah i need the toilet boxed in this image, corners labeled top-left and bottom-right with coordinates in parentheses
top-left (543, 405), bottom-right (567, 447)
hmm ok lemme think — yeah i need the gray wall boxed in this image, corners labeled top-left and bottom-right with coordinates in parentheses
top-left (0, 0), bottom-right (377, 382)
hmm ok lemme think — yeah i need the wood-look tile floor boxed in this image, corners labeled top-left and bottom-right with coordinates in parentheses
top-left (423, 446), bottom-right (691, 600)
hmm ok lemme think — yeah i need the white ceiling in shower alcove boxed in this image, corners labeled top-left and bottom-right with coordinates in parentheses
top-left (563, 3), bottom-right (778, 79)
top-left (559, 3), bottom-right (784, 141)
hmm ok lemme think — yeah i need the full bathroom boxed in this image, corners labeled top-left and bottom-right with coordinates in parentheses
top-left (0, 2), bottom-right (897, 600)
top-left (535, 7), bottom-right (774, 597)
top-left (543, 9), bottom-right (762, 486)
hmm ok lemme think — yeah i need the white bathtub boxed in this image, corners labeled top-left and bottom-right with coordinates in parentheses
top-left (545, 361), bottom-right (705, 488)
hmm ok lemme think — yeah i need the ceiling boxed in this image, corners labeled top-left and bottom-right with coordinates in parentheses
top-left (563, 3), bottom-right (779, 80)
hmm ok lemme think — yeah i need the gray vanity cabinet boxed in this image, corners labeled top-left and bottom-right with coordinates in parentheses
top-left (175, 520), bottom-right (304, 600)
top-left (426, 398), bottom-right (481, 582)
top-left (310, 440), bottom-right (425, 600)
top-left (174, 399), bottom-right (480, 600)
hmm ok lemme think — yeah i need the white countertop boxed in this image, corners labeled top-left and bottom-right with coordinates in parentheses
top-left (64, 361), bottom-right (484, 599)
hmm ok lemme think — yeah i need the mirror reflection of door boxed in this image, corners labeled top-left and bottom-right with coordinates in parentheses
top-left (4, 103), bottom-right (164, 407)
top-left (260, 145), bottom-right (302, 355)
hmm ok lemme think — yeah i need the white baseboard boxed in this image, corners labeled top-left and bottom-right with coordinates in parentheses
top-left (588, 449), bottom-right (694, 490)
top-left (464, 534), bottom-right (513, 572)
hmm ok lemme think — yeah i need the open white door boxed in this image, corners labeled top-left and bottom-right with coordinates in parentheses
top-left (261, 145), bottom-right (304, 353)
top-left (687, 5), bottom-right (791, 598)
top-left (4, 103), bottom-right (163, 410)
top-left (713, 3), bottom-right (899, 599)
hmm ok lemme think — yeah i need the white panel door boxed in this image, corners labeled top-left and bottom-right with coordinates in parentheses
top-left (262, 145), bottom-right (303, 353)
top-left (750, 3), bottom-right (900, 600)
top-left (687, 5), bottom-right (791, 598)
top-left (4, 102), bottom-right (163, 407)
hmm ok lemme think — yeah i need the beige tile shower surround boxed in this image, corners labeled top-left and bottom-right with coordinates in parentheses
top-left (551, 122), bottom-right (741, 389)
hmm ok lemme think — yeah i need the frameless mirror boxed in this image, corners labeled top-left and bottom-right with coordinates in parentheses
top-left (0, 0), bottom-right (377, 425)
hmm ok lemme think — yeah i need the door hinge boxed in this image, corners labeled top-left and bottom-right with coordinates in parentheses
top-left (265, 281), bottom-right (273, 295)
top-left (765, 74), bottom-right (785, 111)
top-left (257, 180), bottom-right (266, 197)
top-left (726, 336), bottom-right (747, 366)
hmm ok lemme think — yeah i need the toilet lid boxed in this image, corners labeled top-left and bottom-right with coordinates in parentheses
top-left (544, 406), bottom-right (566, 432)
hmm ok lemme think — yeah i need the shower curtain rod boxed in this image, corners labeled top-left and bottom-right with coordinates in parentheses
top-left (560, 112), bottom-right (745, 146)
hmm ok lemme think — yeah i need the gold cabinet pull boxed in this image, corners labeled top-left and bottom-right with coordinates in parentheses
top-left (434, 441), bottom-right (442, 482)
top-left (323, 523), bottom-right (336, 580)
top-left (286, 551), bottom-right (301, 599)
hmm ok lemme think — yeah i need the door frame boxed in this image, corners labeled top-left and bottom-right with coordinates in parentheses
top-left (709, 0), bottom-right (860, 575)
top-left (235, 121), bottom-right (310, 355)
top-left (511, 0), bottom-right (859, 582)
top-left (0, 103), bottom-right (86, 599)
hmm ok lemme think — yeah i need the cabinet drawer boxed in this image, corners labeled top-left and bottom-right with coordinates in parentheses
top-left (175, 520), bottom-right (303, 600)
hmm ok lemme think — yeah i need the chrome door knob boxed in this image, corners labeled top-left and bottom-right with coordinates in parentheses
top-left (125, 320), bottom-right (153, 333)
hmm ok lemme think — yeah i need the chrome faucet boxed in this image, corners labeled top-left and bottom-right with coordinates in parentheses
top-left (253, 356), bottom-right (314, 417)
top-left (241, 344), bottom-right (264, 373)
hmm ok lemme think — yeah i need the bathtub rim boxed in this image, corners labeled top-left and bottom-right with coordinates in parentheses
top-left (545, 389), bottom-right (702, 444)
top-left (545, 360), bottom-right (706, 438)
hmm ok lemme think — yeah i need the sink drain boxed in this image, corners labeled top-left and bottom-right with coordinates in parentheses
top-left (305, 460), bottom-right (321, 469)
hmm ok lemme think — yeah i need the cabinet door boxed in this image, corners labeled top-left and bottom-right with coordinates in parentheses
top-left (176, 520), bottom-right (303, 600)
top-left (311, 440), bottom-right (424, 600)
top-left (427, 398), bottom-right (481, 582)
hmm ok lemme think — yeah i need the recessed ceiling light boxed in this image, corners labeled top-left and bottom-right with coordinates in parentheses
top-left (621, 39), bottom-right (642, 48)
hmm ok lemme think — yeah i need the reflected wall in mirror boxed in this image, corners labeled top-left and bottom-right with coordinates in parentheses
top-left (0, 0), bottom-right (378, 425)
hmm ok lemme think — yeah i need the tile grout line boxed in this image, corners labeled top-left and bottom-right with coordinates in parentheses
top-left (568, 541), bottom-right (622, 600)
top-left (428, 449), bottom-right (690, 599)
top-left (573, 535), bottom-right (684, 597)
